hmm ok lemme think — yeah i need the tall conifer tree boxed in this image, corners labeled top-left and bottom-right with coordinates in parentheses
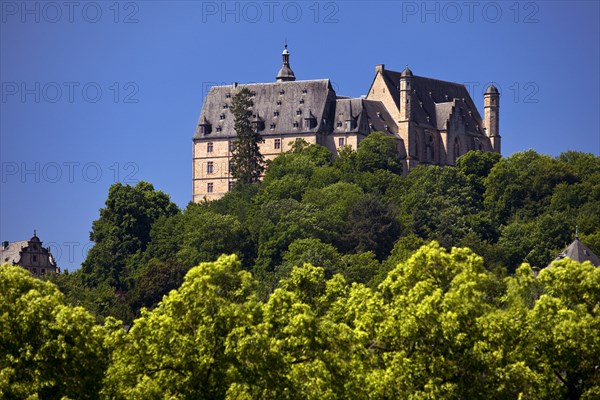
top-left (230, 88), bottom-right (265, 185)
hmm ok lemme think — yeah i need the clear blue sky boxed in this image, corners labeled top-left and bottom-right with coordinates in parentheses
top-left (1, 1), bottom-right (599, 271)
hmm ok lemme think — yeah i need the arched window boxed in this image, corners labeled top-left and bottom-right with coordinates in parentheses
top-left (454, 137), bottom-right (460, 160)
top-left (415, 135), bottom-right (420, 160)
top-left (426, 134), bottom-right (434, 162)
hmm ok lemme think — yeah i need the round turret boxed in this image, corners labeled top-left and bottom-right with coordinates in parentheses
top-left (485, 84), bottom-right (499, 94)
top-left (401, 65), bottom-right (413, 77)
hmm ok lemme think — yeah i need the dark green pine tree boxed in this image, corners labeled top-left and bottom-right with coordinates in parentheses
top-left (230, 87), bottom-right (265, 185)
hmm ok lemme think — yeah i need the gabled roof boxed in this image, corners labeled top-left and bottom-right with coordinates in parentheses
top-left (363, 99), bottom-right (398, 134)
top-left (380, 69), bottom-right (485, 134)
top-left (549, 238), bottom-right (600, 267)
top-left (194, 79), bottom-right (336, 139)
top-left (332, 98), bottom-right (397, 136)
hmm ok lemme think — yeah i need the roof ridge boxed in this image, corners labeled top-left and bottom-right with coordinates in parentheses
top-left (211, 79), bottom-right (331, 89)
top-left (383, 68), bottom-right (468, 88)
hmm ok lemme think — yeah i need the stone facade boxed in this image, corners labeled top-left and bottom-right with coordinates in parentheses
top-left (193, 46), bottom-right (500, 201)
top-left (1, 231), bottom-right (59, 276)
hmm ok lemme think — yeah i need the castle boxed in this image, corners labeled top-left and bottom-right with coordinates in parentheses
top-left (1, 231), bottom-right (60, 276)
top-left (193, 45), bottom-right (500, 201)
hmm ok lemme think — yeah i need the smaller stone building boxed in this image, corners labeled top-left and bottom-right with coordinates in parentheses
top-left (1, 231), bottom-right (59, 276)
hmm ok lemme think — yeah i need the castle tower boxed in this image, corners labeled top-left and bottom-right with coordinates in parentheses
top-left (484, 83), bottom-right (501, 153)
top-left (399, 65), bottom-right (413, 122)
top-left (276, 44), bottom-right (296, 82)
top-left (398, 65), bottom-right (416, 168)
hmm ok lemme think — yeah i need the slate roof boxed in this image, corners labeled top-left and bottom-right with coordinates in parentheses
top-left (549, 239), bottom-right (600, 267)
top-left (332, 98), bottom-right (397, 135)
top-left (1, 240), bottom-right (29, 265)
top-left (194, 79), bottom-right (337, 139)
top-left (194, 66), bottom-right (488, 143)
top-left (194, 80), bottom-right (397, 140)
top-left (380, 69), bottom-right (485, 134)
top-left (486, 84), bottom-right (499, 94)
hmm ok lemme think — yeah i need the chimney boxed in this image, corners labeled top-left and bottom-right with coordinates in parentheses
top-left (2, 241), bottom-right (8, 249)
top-left (375, 64), bottom-right (385, 74)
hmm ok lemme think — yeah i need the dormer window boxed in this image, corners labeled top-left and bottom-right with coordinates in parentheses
top-left (270, 123), bottom-right (276, 129)
top-left (345, 118), bottom-right (356, 132)
top-left (337, 121), bottom-right (342, 128)
top-left (279, 89), bottom-right (285, 95)
top-left (299, 99), bottom-right (304, 104)
top-left (369, 122), bottom-right (374, 130)
top-left (296, 109), bottom-right (302, 115)
top-left (377, 112), bottom-right (382, 119)
top-left (219, 114), bottom-right (225, 120)
top-left (302, 88), bottom-right (307, 94)
top-left (276, 100), bottom-right (282, 106)
top-left (223, 104), bottom-right (228, 109)
top-left (199, 118), bottom-right (212, 135)
top-left (293, 121), bottom-right (299, 128)
top-left (225, 92), bottom-right (231, 98)
top-left (216, 126), bottom-right (222, 132)
top-left (384, 125), bottom-right (389, 131)
top-left (304, 114), bottom-right (317, 129)
top-left (250, 91), bottom-right (256, 97)
top-left (251, 114), bottom-right (264, 131)
top-left (274, 111), bottom-right (279, 117)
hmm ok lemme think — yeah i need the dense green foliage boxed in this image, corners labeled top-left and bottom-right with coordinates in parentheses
top-left (50, 141), bottom-right (599, 324)
top-left (0, 265), bottom-right (108, 399)
top-left (12, 139), bottom-right (598, 396)
top-left (4, 242), bottom-right (600, 398)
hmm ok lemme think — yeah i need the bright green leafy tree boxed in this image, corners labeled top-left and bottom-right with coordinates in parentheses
top-left (0, 264), bottom-right (107, 399)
